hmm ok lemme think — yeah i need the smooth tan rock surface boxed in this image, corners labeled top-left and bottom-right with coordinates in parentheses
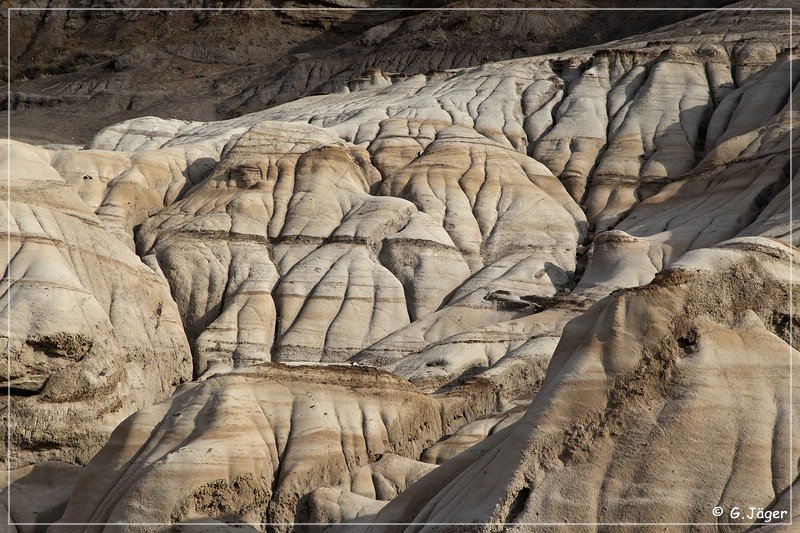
top-left (2, 461), bottom-right (82, 530)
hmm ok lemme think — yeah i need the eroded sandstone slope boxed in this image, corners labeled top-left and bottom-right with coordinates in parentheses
top-left (3, 1), bottom-right (799, 531)
top-left (1, 141), bottom-right (194, 466)
top-left (5, 0), bottom-right (731, 144)
top-left (370, 237), bottom-right (799, 529)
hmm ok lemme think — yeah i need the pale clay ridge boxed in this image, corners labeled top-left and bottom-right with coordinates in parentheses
top-left (77, 18), bottom-right (795, 388)
top-left (54, 365), bottom-right (448, 528)
top-left (368, 238), bottom-right (799, 530)
top-left (131, 119), bottom-right (584, 375)
top-left (4, 4), bottom-right (800, 531)
top-left (1, 141), bottom-right (193, 466)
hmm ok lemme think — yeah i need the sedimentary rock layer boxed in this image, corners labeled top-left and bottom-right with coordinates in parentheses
top-left (3, 2), bottom-right (798, 530)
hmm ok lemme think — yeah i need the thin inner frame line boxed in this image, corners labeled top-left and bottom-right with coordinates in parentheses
top-left (4, 5), bottom-right (795, 528)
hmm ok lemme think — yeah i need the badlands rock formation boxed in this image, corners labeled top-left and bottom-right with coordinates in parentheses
top-left (56, 364), bottom-right (444, 526)
top-left (1, 141), bottom-right (193, 466)
top-left (372, 237), bottom-right (799, 527)
top-left (6, 1), bottom-right (728, 144)
top-left (3, 1), bottom-right (799, 531)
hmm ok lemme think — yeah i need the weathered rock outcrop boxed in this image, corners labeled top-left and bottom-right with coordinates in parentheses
top-left (56, 364), bottom-right (444, 528)
top-left (4, 2), bottom-right (799, 530)
top-left (1, 142), bottom-right (193, 466)
top-left (370, 237), bottom-right (799, 529)
top-left (49, 144), bottom-right (216, 248)
top-left (135, 121), bottom-right (415, 373)
top-left (8, 2), bottom-right (731, 145)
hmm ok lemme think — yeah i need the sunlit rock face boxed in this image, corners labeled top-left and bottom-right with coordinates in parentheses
top-left (370, 238), bottom-right (799, 528)
top-left (1, 141), bottom-right (193, 466)
top-left (135, 122), bottom-right (410, 374)
top-left (130, 117), bottom-right (585, 377)
top-left (56, 364), bottom-right (444, 528)
top-left (5, 3), bottom-right (800, 530)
